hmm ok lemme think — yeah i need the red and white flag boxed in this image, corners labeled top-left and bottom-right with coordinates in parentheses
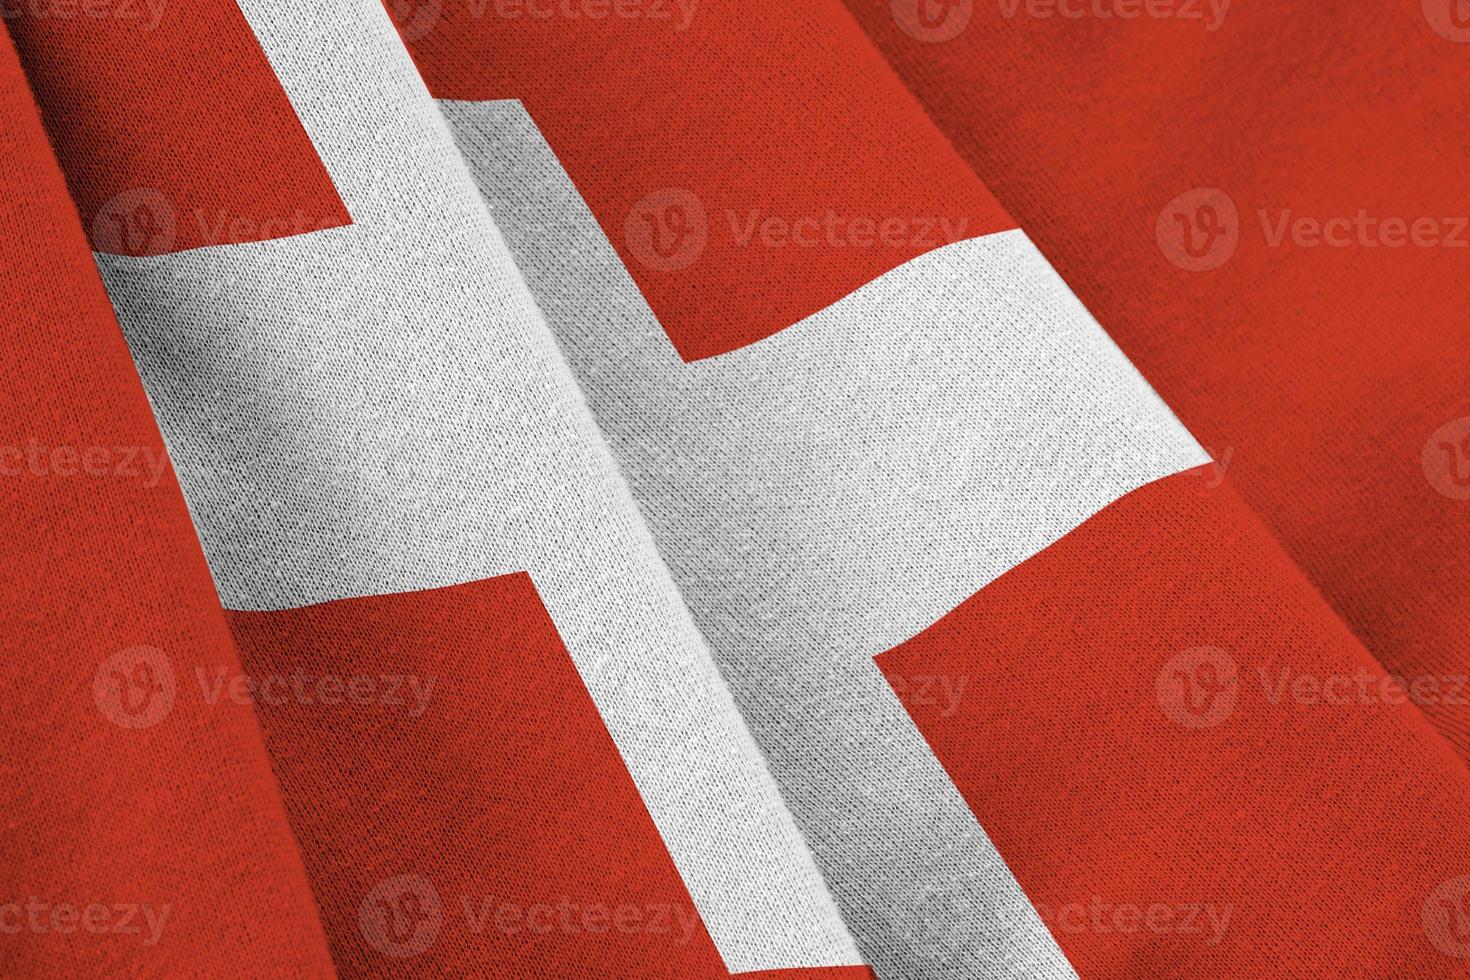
top-left (2, 0), bottom-right (1468, 976)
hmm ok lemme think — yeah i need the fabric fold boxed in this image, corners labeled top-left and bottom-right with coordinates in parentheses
top-left (0, 19), bottom-right (337, 977)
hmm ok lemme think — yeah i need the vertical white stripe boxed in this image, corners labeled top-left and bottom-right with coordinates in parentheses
top-left (90, 1), bottom-right (861, 971)
top-left (439, 96), bottom-right (1207, 978)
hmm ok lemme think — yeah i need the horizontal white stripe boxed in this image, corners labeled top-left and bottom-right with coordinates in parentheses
top-left (90, 2), bottom-right (860, 972)
top-left (441, 97), bottom-right (1208, 979)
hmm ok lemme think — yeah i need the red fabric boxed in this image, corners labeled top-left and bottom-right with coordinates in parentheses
top-left (226, 574), bottom-right (734, 978)
top-left (5, 0), bottom-right (1466, 975)
top-left (733, 969), bottom-right (877, 979)
top-left (6, 0), bottom-right (349, 255)
top-left (0, 23), bottom-right (335, 977)
top-left (844, 0), bottom-right (1470, 759)
top-left (392, 0), bottom-right (1015, 359)
top-left (880, 468), bottom-right (1470, 977)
